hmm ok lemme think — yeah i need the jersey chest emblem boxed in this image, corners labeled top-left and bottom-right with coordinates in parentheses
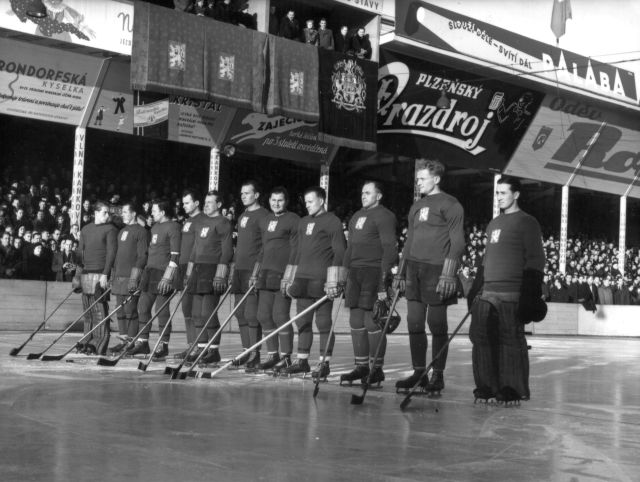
top-left (418, 207), bottom-right (429, 222)
top-left (151, 234), bottom-right (158, 244)
top-left (200, 227), bottom-right (210, 238)
top-left (355, 216), bottom-right (366, 230)
top-left (305, 222), bottom-right (315, 235)
top-left (120, 231), bottom-right (128, 241)
top-left (490, 229), bottom-right (501, 243)
top-left (268, 220), bottom-right (278, 232)
top-left (240, 216), bottom-right (248, 228)
top-left (183, 222), bottom-right (192, 233)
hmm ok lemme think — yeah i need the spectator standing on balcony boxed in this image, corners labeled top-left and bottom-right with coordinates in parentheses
top-left (317, 18), bottom-right (334, 50)
top-left (279, 10), bottom-right (300, 41)
top-left (303, 19), bottom-right (318, 46)
top-left (335, 25), bottom-right (351, 54)
top-left (351, 27), bottom-right (372, 59)
top-left (213, 0), bottom-right (236, 24)
top-left (268, 5), bottom-right (279, 35)
top-left (236, 4), bottom-right (256, 30)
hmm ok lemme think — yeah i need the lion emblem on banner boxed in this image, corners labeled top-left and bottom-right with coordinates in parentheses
top-left (331, 59), bottom-right (366, 112)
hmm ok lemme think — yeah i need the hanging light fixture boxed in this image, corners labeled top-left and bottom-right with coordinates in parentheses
top-left (26, 0), bottom-right (47, 18)
top-left (222, 143), bottom-right (236, 158)
top-left (436, 87), bottom-right (450, 109)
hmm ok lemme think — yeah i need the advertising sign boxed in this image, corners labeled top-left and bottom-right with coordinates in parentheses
top-left (505, 94), bottom-right (640, 199)
top-left (88, 60), bottom-right (133, 133)
top-left (377, 49), bottom-right (544, 171)
top-left (226, 110), bottom-right (336, 165)
top-left (0, 37), bottom-right (103, 125)
top-left (0, 0), bottom-right (134, 55)
top-left (395, 0), bottom-right (638, 105)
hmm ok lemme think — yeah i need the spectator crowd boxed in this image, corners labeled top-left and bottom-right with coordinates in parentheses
top-left (2, 166), bottom-right (639, 307)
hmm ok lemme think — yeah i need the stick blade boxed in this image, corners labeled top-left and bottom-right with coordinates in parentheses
top-left (137, 362), bottom-right (149, 371)
top-left (179, 372), bottom-right (189, 380)
top-left (350, 393), bottom-right (365, 405)
top-left (9, 347), bottom-right (21, 357)
top-left (399, 397), bottom-right (412, 411)
top-left (312, 383), bottom-right (320, 398)
top-left (199, 372), bottom-right (211, 379)
top-left (26, 353), bottom-right (42, 360)
top-left (97, 357), bottom-right (118, 367)
top-left (41, 354), bottom-right (64, 361)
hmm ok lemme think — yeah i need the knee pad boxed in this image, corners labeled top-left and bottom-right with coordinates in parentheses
top-left (426, 304), bottom-right (448, 336)
top-left (406, 300), bottom-right (426, 334)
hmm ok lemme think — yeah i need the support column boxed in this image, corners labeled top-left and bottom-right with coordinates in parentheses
top-left (209, 146), bottom-right (220, 191)
top-left (320, 162), bottom-right (330, 209)
top-left (69, 127), bottom-right (86, 229)
top-left (619, 196), bottom-right (627, 277)
top-left (559, 185), bottom-right (569, 274)
top-left (492, 174), bottom-right (500, 219)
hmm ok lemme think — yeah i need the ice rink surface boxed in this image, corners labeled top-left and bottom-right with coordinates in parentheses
top-left (1, 332), bottom-right (639, 482)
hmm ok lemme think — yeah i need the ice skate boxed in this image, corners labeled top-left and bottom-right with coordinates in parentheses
top-left (425, 370), bottom-right (444, 396)
top-left (185, 347), bottom-right (203, 364)
top-left (257, 353), bottom-right (280, 372)
top-left (311, 361), bottom-right (330, 382)
top-left (496, 386), bottom-right (523, 406)
top-left (199, 347), bottom-right (221, 366)
top-left (364, 366), bottom-right (385, 388)
top-left (395, 370), bottom-right (428, 394)
top-left (151, 342), bottom-right (169, 362)
top-left (473, 386), bottom-right (496, 404)
top-left (230, 351), bottom-right (251, 369)
top-left (244, 351), bottom-right (261, 373)
top-left (125, 340), bottom-right (150, 357)
top-left (108, 336), bottom-right (131, 356)
top-left (339, 365), bottom-right (369, 387)
top-left (280, 358), bottom-right (310, 378)
top-left (271, 354), bottom-right (292, 376)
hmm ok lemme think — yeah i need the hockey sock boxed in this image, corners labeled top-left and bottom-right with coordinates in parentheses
top-left (407, 300), bottom-right (427, 368)
top-left (427, 304), bottom-right (448, 371)
top-left (263, 329), bottom-right (279, 353)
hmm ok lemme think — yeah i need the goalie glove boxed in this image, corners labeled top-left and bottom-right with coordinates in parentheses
top-left (518, 269), bottom-right (548, 324)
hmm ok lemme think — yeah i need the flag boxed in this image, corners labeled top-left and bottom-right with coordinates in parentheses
top-left (551, 0), bottom-right (572, 43)
top-left (317, 50), bottom-right (377, 151)
top-left (204, 22), bottom-right (267, 112)
top-left (131, 2), bottom-right (207, 98)
top-left (266, 36), bottom-right (319, 122)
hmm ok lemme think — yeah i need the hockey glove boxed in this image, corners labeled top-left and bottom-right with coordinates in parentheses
top-left (157, 263), bottom-right (177, 296)
top-left (213, 264), bottom-right (229, 294)
top-left (517, 269), bottom-right (548, 324)
top-left (183, 262), bottom-right (194, 291)
top-left (128, 267), bottom-right (142, 294)
top-left (325, 266), bottom-right (348, 299)
top-left (466, 266), bottom-right (484, 312)
top-left (436, 258), bottom-right (458, 301)
top-left (248, 262), bottom-right (261, 289)
top-left (99, 274), bottom-right (109, 290)
top-left (280, 264), bottom-right (297, 298)
top-left (391, 258), bottom-right (407, 295)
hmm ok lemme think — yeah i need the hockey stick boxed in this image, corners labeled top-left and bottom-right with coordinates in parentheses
top-left (170, 285), bottom-right (250, 379)
top-left (196, 295), bottom-right (330, 380)
top-left (313, 296), bottom-right (344, 398)
top-left (97, 291), bottom-right (176, 367)
top-left (164, 285), bottom-right (235, 380)
top-left (351, 288), bottom-right (402, 405)
top-left (26, 288), bottom-right (112, 360)
top-left (138, 288), bottom-right (189, 371)
top-left (10, 289), bottom-right (74, 356)
top-left (41, 290), bottom-right (133, 362)
top-left (399, 310), bottom-right (472, 411)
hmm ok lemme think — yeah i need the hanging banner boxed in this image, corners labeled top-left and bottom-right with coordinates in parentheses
top-left (131, 1), bottom-right (266, 112)
top-left (395, 0), bottom-right (638, 105)
top-left (377, 49), bottom-right (544, 171)
top-left (318, 50), bottom-right (377, 151)
top-left (0, 37), bottom-right (103, 125)
top-left (226, 110), bottom-right (335, 164)
top-left (504, 93), bottom-right (640, 199)
top-left (333, 0), bottom-right (393, 17)
top-left (0, 0), bottom-right (133, 55)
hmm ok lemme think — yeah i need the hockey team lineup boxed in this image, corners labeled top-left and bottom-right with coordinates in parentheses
top-left (9, 160), bottom-right (545, 410)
